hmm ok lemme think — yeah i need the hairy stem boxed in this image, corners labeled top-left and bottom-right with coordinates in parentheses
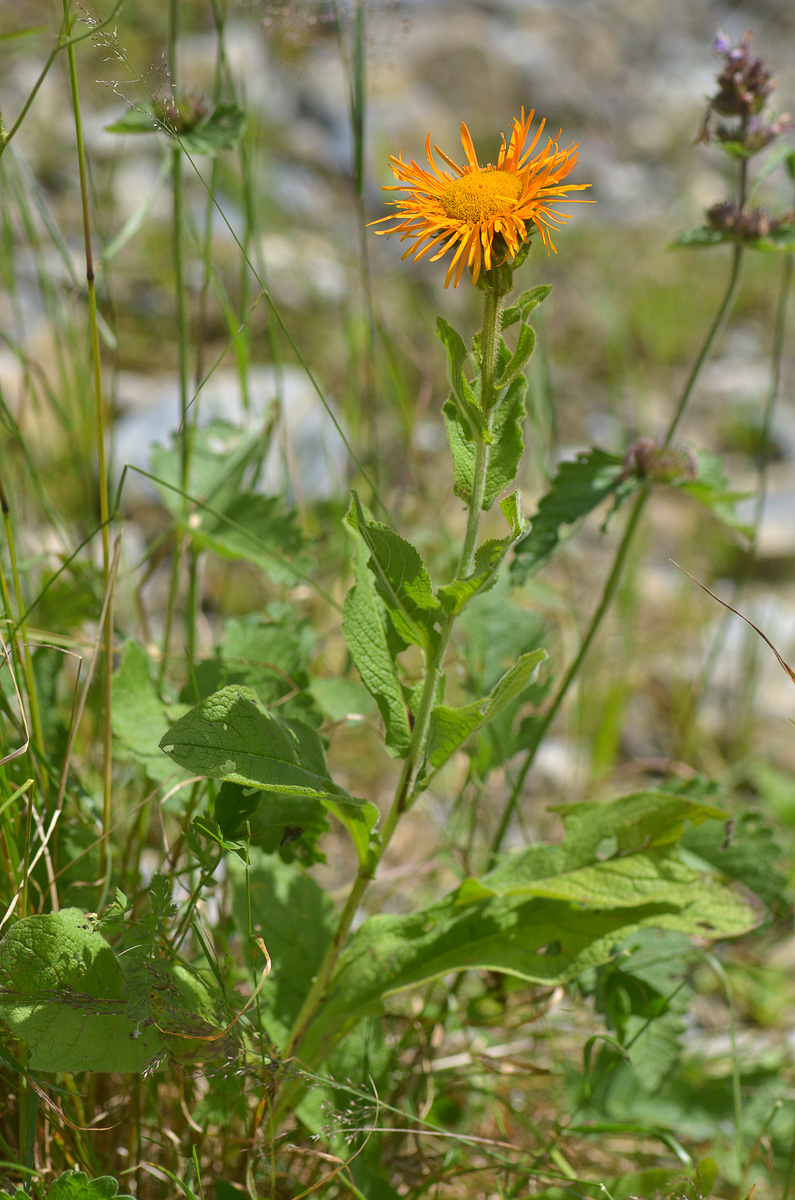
top-left (278, 280), bottom-right (504, 1094)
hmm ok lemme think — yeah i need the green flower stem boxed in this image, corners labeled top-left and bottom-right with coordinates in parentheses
top-left (161, 0), bottom-right (197, 673)
top-left (63, 0), bottom-right (112, 837)
top-left (279, 280), bottom-right (504, 1091)
top-left (489, 232), bottom-right (747, 864)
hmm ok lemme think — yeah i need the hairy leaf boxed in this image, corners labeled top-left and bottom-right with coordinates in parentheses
top-left (342, 537), bottom-right (412, 755)
top-left (0, 911), bottom-right (163, 1073)
top-left (346, 493), bottom-right (440, 651)
top-left (160, 685), bottom-right (378, 866)
top-left (424, 649), bottom-right (546, 777)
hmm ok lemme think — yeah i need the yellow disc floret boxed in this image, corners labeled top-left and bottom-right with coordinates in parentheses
top-left (441, 170), bottom-right (524, 223)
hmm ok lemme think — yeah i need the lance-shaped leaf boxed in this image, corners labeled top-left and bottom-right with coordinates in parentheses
top-left (436, 487), bottom-right (525, 617)
top-left (294, 794), bottom-right (760, 1068)
top-left (342, 538), bottom-right (412, 756)
top-left (437, 536), bottom-right (512, 617)
top-left (346, 493), bottom-right (440, 652)
top-left (494, 322), bottom-right (535, 391)
top-left (501, 284), bottom-right (552, 329)
top-left (437, 317), bottom-right (489, 441)
top-left (423, 649), bottom-right (547, 777)
top-left (444, 377), bottom-right (526, 511)
top-left (160, 686), bottom-right (378, 866)
top-left (0, 910), bottom-right (164, 1073)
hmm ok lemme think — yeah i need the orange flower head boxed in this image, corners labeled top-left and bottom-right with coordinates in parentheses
top-left (371, 109), bottom-right (591, 288)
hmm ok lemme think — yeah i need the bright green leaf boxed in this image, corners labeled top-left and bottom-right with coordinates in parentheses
top-left (347, 493), bottom-right (440, 651)
top-left (424, 649), bottom-right (547, 776)
top-left (494, 321), bottom-right (535, 390)
top-left (48, 1170), bottom-right (135, 1200)
top-left (0, 911), bottom-right (164, 1073)
top-left (342, 537), bottom-right (412, 756)
top-left (159, 685), bottom-right (378, 865)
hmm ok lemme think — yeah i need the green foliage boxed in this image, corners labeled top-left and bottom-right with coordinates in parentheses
top-left (113, 642), bottom-right (189, 782)
top-left (160, 684), bottom-right (379, 866)
top-left (0, 910), bottom-right (163, 1072)
top-left (47, 1171), bottom-right (134, 1200)
top-left (345, 492), bottom-right (441, 652)
top-left (422, 648), bottom-right (546, 781)
top-left (293, 792), bottom-right (760, 1068)
top-left (342, 535), bottom-right (413, 756)
top-left (106, 102), bottom-right (246, 156)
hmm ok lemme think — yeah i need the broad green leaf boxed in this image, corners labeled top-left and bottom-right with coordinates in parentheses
top-left (346, 493), bottom-right (440, 651)
top-left (105, 103), bottom-right (246, 156)
top-left (229, 849), bottom-right (334, 1048)
top-left (342, 537), bottom-right (412, 756)
top-left (494, 322), bottom-right (535, 391)
top-left (511, 447), bottom-right (636, 580)
top-left (150, 419), bottom-right (265, 519)
top-left (297, 793), bottom-right (758, 1066)
top-left (48, 1170), bottom-right (135, 1200)
top-left (681, 809), bottom-right (788, 908)
top-left (308, 676), bottom-right (377, 723)
top-left (200, 608), bottom-right (321, 728)
top-left (672, 223), bottom-right (795, 252)
top-left (501, 284), bottom-right (552, 329)
top-left (214, 780), bottom-right (330, 864)
top-left (193, 491), bottom-right (312, 586)
top-left (424, 649), bottom-right (547, 776)
top-left (104, 107), bottom-right (161, 135)
top-left (485, 792), bottom-right (734, 892)
top-left (671, 227), bottom-right (727, 249)
top-left (482, 377), bottom-right (526, 508)
top-left (159, 685), bottom-right (378, 865)
top-left (113, 641), bottom-right (189, 783)
top-left (300, 862), bottom-right (756, 1067)
top-left (0, 910), bottom-right (164, 1073)
top-left (456, 577), bottom-right (548, 775)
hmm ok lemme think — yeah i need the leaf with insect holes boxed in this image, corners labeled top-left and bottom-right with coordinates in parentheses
top-left (292, 792), bottom-right (761, 1067)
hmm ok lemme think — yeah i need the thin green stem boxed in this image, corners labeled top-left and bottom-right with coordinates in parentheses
top-left (489, 231), bottom-right (747, 862)
top-left (161, 0), bottom-right (196, 669)
top-left (679, 249), bottom-right (792, 757)
top-left (63, 0), bottom-right (113, 840)
top-left (1, 489), bottom-right (46, 765)
top-left (279, 282), bottom-right (505, 1092)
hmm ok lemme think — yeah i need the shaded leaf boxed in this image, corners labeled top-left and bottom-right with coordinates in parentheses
top-left (342, 536), bottom-right (412, 756)
top-left (512, 448), bottom-right (636, 580)
top-left (160, 685), bottom-right (378, 866)
top-left (346, 493), bottom-right (440, 651)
